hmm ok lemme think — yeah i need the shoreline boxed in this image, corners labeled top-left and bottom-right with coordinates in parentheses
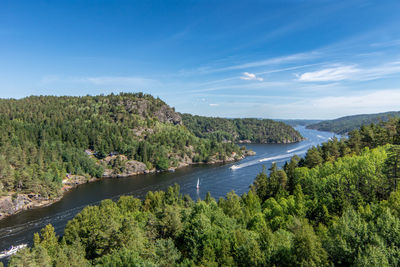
top-left (0, 150), bottom-right (256, 221)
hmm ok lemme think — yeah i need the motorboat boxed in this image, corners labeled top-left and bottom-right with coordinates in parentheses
top-left (0, 244), bottom-right (27, 259)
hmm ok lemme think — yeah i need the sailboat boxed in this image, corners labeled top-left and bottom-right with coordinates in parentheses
top-left (196, 178), bottom-right (200, 189)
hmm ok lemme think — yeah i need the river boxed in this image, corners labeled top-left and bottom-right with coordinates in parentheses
top-left (0, 126), bottom-right (335, 263)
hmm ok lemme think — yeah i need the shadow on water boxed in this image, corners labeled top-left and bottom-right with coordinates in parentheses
top-left (0, 126), bottom-right (335, 264)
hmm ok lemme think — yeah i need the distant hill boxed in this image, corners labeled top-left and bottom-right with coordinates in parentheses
top-left (306, 111), bottom-right (400, 134)
top-left (277, 119), bottom-right (321, 127)
top-left (181, 114), bottom-right (304, 144)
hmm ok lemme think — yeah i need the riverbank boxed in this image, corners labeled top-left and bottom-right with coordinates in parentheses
top-left (0, 150), bottom-right (256, 221)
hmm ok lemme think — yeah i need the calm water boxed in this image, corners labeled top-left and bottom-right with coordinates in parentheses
top-left (0, 126), bottom-right (334, 262)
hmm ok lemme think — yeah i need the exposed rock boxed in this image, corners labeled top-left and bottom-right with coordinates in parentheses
top-left (119, 99), bottom-right (182, 125)
top-left (62, 175), bottom-right (89, 186)
top-left (244, 150), bottom-right (256, 156)
top-left (0, 194), bottom-right (58, 220)
top-left (101, 155), bottom-right (148, 177)
top-left (154, 104), bottom-right (182, 125)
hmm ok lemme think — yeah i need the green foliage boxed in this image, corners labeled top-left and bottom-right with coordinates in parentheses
top-left (10, 117), bottom-right (400, 266)
top-left (307, 111), bottom-right (400, 134)
top-left (0, 93), bottom-right (242, 197)
top-left (182, 114), bottom-right (303, 143)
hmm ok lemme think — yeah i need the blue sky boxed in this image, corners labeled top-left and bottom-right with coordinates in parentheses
top-left (1, 0), bottom-right (400, 119)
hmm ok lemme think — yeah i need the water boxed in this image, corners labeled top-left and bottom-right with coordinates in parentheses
top-left (0, 126), bottom-right (334, 262)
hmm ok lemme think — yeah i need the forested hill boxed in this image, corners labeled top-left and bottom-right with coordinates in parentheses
top-left (10, 117), bottom-right (400, 266)
top-left (307, 111), bottom-right (400, 134)
top-left (181, 114), bottom-right (303, 144)
top-left (278, 119), bottom-right (321, 127)
top-left (0, 93), bottom-right (243, 198)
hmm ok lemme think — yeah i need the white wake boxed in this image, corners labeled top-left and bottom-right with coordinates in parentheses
top-left (286, 144), bottom-right (309, 153)
top-left (230, 149), bottom-right (308, 170)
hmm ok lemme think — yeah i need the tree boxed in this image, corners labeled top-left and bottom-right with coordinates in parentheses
top-left (304, 147), bottom-right (323, 168)
top-left (290, 219), bottom-right (328, 267)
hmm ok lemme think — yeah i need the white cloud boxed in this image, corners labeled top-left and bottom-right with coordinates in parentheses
top-left (221, 52), bottom-right (319, 71)
top-left (240, 72), bottom-right (264, 81)
top-left (311, 89), bottom-right (400, 110)
top-left (269, 89), bottom-right (400, 119)
top-left (297, 61), bottom-right (400, 82)
top-left (370, 39), bottom-right (400, 48)
top-left (297, 65), bottom-right (360, 82)
top-left (209, 103), bottom-right (219, 107)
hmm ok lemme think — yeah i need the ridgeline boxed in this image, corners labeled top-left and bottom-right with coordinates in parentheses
top-left (307, 111), bottom-right (400, 134)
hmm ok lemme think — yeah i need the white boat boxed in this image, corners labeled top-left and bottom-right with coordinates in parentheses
top-left (0, 244), bottom-right (27, 259)
top-left (230, 165), bottom-right (239, 170)
top-left (196, 178), bottom-right (200, 189)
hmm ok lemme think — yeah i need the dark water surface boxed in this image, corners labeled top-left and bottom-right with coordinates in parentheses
top-left (0, 126), bottom-right (334, 262)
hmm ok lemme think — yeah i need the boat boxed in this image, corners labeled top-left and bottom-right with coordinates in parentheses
top-left (196, 178), bottom-right (200, 189)
top-left (230, 165), bottom-right (239, 170)
top-left (0, 244), bottom-right (27, 259)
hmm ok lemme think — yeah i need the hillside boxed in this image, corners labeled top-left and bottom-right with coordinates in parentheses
top-left (306, 111), bottom-right (400, 134)
top-left (10, 117), bottom-right (400, 266)
top-left (0, 93), bottom-right (304, 219)
top-left (182, 114), bottom-right (303, 144)
top-left (0, 93), bottom-right (243, 203)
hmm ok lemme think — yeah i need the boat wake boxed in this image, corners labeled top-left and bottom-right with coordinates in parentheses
top-left (286, 144), bottom-right (309, 153)
top-left (230, 149), bottom-right (308, 170)
top-left (258, 150), bottom-right (307, 163)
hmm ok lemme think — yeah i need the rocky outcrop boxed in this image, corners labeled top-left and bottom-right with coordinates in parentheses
top-left (0, 194), bottom-right (57, 220)
top-left (119, 99), bottom-right (182, 125)
top-left (154, 104), bottom-right (182, 125)
top-left (0, 175), bottom-right (95, 220)
top-left (101, 155), bottom-right (148, 177)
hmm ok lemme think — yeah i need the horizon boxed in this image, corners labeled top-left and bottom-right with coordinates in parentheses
top-left (1, 0), bottom-right (400, 119)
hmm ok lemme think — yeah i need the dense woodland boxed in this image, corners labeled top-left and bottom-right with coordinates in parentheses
top-left (307, 111), bottom-right (400, 134)
top-left (9, 118), bottom-right (400, 266)
top-left (0, 93), bottom-right (243, 198)
top-left (182, 114), bottom-right (303, 144)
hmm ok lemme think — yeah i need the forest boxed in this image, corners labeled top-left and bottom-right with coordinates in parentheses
top-left (181, 114), bottom-right (303, 144)
top-left (0, 93), bottom-right (243, 198)
top-left (8, 118), bottom-right (400, 266)
top-left (307, 111), bottom-right (400, 134)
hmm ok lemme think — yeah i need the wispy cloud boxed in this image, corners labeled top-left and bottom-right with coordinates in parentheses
top-left (297, 61), bottom-right (400, 82)
top-left (186, 81), bottom-right (289, 94)
top-left (297, 65), bottom-right (360, 82)
top-left (310, 89), bottom-right (400, 112)
top-left (209, 103), bottom-right (219, 107)
top-left (370, 39), bottom-right (400, 48)
top-left (219, 52), bottom-right (320, 72)
top-left (240, 72), bottom-right (264, 81)
top-left (217, 89), bottom-right (400, 119)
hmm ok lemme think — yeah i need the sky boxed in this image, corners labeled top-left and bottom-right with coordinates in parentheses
top-left (1, 0), bottom-right (400, 119)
